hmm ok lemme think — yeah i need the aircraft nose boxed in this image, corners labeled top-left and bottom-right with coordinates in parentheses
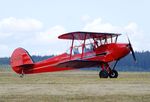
top-left (115, 43), bottom-right (130, 59)
top-left (117, 43), bottom-right (130, 51)
top-left (116, 43), bottom-right (136, 62)
top-left (126, 44), bottom-right (131, 50)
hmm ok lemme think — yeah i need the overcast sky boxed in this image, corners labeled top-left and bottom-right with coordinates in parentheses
top-left (0, 0), bottom-right (149, 57)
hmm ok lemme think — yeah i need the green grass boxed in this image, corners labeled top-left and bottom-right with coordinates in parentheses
top-left (0, 65), bottom-right (11, 71)
top-left (1, 95), bottom-right (150, 102)
top-left (0, 70), bottom-right (150, 102)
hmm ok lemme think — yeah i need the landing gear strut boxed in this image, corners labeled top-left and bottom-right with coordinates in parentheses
top-left (99, 61), bottom-right (119, 78)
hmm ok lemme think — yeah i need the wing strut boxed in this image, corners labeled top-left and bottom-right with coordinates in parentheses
top-left (81, 34), bottom-right (87, 59)
top-left (70, 34), bottom-right (74, 60)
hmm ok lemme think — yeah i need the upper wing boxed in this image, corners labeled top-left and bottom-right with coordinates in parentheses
top-left (58, 31), bottom-right (121, 40)
top-left (55, 60), bottom-right (101, 68)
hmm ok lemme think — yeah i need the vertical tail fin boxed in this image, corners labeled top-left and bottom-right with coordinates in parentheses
top-left (10, 48), bottom-right (34, 74)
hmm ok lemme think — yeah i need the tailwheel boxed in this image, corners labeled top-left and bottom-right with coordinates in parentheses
top-left (19, 73), bottom-right (24, 78)
top-left (19, 69), bottom-right (24, 78)
top-left (109, 69), bottom-right (118, 78)
top-left (99, 70), bottom-right (109, 78)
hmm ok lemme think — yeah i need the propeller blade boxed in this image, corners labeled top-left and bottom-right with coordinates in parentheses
top-left (130, 44), bottom-right (136, 62)
top-left (127, 35), bottom-right (137, 62)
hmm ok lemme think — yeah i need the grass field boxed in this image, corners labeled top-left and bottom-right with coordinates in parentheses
top-left (0, 69), bottom-right (150, 102)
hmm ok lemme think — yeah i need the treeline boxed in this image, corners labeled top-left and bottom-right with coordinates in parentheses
top-left (0, 55), bottom-right (54, 65)
top-left (117, 51), bottom-right (150, 71)
top-left (0, 52), bottom-right (150, 71)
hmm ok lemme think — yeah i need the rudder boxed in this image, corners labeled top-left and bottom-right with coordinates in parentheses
top-left (10, 47), bottom-right (34, 74)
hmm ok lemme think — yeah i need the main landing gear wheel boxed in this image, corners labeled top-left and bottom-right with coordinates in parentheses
top-left (109, 70), bottom-right (118, 78)
top-left (99, 70), bottom-right (109, 78)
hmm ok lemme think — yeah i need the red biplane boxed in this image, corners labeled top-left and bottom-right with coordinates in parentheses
top-left (10, 31), bottom-right (136, 78)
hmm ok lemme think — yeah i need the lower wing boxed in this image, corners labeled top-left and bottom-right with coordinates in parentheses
top-left (55, 60), bottom-right (101, 68)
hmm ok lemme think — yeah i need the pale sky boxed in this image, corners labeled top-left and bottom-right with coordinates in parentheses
top-left (0, 0), bottom-right (149, 57)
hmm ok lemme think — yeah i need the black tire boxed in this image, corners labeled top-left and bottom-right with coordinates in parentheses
top-left (109, 70), bottom-right (118, 78)
top-left (99, 70), bottom-right (109, 78)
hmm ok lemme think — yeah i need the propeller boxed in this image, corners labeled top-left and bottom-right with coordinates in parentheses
top-left (127, 35), bottom-right (137, 62)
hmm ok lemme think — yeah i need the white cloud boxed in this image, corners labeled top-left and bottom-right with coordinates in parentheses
top-left (0, 17), bottom-right (70, 57)
top-left (81, 15), bottom-right (91, 22)
top-left (36, 25), bottom-right (66, 43)
top-left (0, 17), bottom-right (44, 57)
top-left (82, 17), bottom-right (145, 51)
top-left (26, 25), bottom-right (69, 55)
top-left (83, 18), bottom-right (123, 33)
top-left (0, 32), bottom-right (12, 38)
top-left (123, 22), bottom-right (145, 51)
top-left (0, 44), bottom-right (10, 56)
top-left (0, 17), bottom-right (147, 57)
top-left (0, 17), bottom-right (43, 33)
